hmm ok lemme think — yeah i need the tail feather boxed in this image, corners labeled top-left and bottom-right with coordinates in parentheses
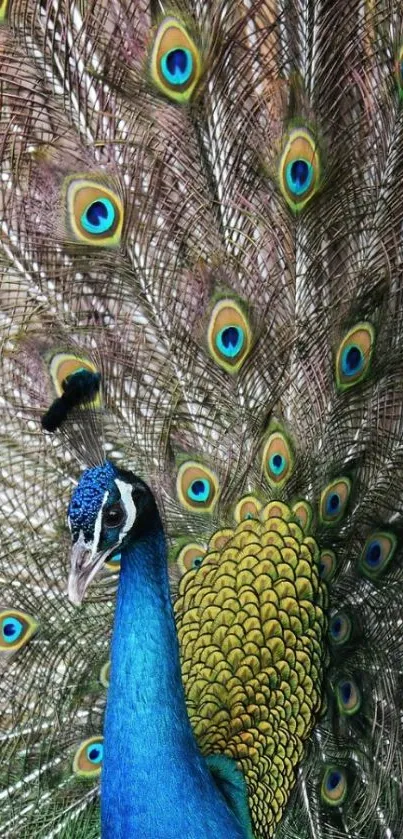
top-left (1, 1), bottom-right (403, 837)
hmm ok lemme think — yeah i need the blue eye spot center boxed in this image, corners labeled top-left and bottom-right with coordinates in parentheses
top-left (167, 49), bottom-right (188, 76)
top-left (292, 159), bottom-right (309, 186)
top-left (342, 343), bottom-right (363, 376)
top-left (86, 743), bottom-right (103, 764)
top-left (326, 492), bottom-right (340, 514)
top-left (269, 452), bottom-right (286, 477)
top-left (216, 325), bottom-right (244, 359)
top-left (340, 681), bottom-right (352, 703)
top-left (193, 556), bottom-right (203, 568)
top-left (366, 541), bottom-right (381, 566)
top-left (332, 617), bottom-right (342, 635)
top-left (2, 617), bottom-right (23, 642)
top-left (286, 159), bottom-right (313, 196)
top-left (187, 478), bottom-right (210, 504)
top-left (87, 201), bottom-right (108, 227)
top-left (81, 198), bottom-right (116, 236)
top-left (327, 771), bottom-right (342, 790)
top-left (161, 48), bottom-right (193, 86)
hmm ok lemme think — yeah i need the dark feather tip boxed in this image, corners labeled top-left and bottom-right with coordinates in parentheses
top-left (61, 369), bottom-right (101, 407)
top-left (41, 370), bottom-right (102, 432)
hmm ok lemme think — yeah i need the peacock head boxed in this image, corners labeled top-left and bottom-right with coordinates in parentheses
top-left (67, 461), bottom-right (159, 606)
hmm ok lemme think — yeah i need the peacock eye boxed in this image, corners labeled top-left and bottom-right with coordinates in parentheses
top-left (319, 478), bottom-right (351, 525)
top-left (176, 462), bottom-right (219, 513)
top-left (359, 531), bottom-right (397, 579)
top-left (329, 612), bottom-right (352, 645)
top-left (292, 500), bottom-right (313, 532)
top-left (73, 737), bottom-right (104, 778)
top-left (318, 550), bottom-right (337, 582)
top-left (321, 766), bottom-right (348, 806)
top-left (0, 610), bottom-right (38, 652)
top-left (279, 128), bottom-right (321, 211)
top-left (207, 299), bottom-right (251, 373)
top-left (335, 323), bottom-right (375, 391)
top-left (335, 677), bottom-right (361, 715)
top-left (263, 430), bottom-right (294, 487)
top-left (234, 495), bottom-right (262, 523)
top-left (103, 503), bottom-right (125, 529)
top-left (149, 17), bottom-right (202, 103)
top-left (176, 543), bottom-right (207, 575)
top-left (64, 177), bottom-right (123, 247)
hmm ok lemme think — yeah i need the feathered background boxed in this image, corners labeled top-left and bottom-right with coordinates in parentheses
top-left (0, 1), bottom-right (403, 837)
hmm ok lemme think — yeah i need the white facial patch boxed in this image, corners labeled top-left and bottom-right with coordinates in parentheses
top-left (114, 479), bottom-right (137, 547)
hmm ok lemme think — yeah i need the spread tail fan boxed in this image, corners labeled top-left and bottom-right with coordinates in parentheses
top-left (1, 1), bottom-right (403, 838)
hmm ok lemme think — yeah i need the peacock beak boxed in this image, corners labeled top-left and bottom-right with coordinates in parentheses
top-left (68, 539), bottom-right (110, 606)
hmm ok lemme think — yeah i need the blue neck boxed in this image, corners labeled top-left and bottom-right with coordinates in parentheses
top-left (101, 527), bottom-right (246, 839)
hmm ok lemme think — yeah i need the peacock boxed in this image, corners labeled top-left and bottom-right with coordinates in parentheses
top-left (1, 0), bottom-right (403, 836)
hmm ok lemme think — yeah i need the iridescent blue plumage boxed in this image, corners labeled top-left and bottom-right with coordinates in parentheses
top-left (68, 461), bottom-right (117, 542)
top-left (68, 465), bottom-right (250, 838)
top-left (1, 3), bottom-right (403, 839)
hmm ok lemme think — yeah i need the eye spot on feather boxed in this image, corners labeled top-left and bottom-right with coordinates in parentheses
top-left (149, 17), bottom-right (202, 103)
top-left (64, 177), bottom-right (123, 246)
top-left (329, 612), bottom-right (351, 645)
top-left (176, 543), bottom-right (207, 574)
top-left (82, 198), bottom-right (116, 234)
top-left (218, 325), bottom-right (244, 357)
top-left (0, 610), bottom-right (38, 652)
top-left (208, 299), bottom-right (252, 373)
top-left (279, 128), bottom-right (321, 211)
top-left (49, 353), bottom-right (102, 407)
top-left (234, 495), bottom-right (262, 522)
top-left (321, 766), bottom-right (348, 806)
top-left (188, 479), bottom-right (209, 502)
top-left (73, 737), bottom-right (104, 778)
top-left (105, 551), bottom-right (121, 572)
top-left (263, 431), bottom-right (294, 487)
top-left (359, 532), bottom-right (396, 579)
top-left (176, 462), bottom-right (218, 512)
top-left (319, 478), bottom-right (351, 525)
top-left (319, 550), bottom-right (337, 582)
top-left (292, 500), bottom-right (313, 532)
top-left (335, 678), bottom-right (361, 715)
top-left (335, 323), bottom-right (375, 391)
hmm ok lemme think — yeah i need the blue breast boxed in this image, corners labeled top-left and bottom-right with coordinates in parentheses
top-left (101, 532), bottom-right (247, 839)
